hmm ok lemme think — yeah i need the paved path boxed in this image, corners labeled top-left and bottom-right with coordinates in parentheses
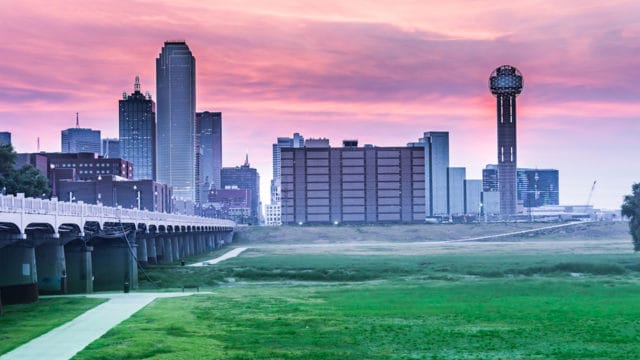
top-left (0, 292), bottom-right (204, 360)
top-left (188, 247), bottom-right (248, 267)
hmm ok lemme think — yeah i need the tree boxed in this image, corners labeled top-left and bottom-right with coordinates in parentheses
top-left (0, 143), bottom-right (16, 178)
top-left (621, 183), bottom-right (640, 251)
top-left (0, 144), bottom-right (51, 198)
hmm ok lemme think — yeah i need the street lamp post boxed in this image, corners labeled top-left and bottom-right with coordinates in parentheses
top-left (49, 164), bottom-right (56, 198)
top-left (133, 185), bottom-right (141, 210)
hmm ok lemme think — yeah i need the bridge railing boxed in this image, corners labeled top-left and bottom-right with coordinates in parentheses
top-left (0, 194), bottom-right (235, 228)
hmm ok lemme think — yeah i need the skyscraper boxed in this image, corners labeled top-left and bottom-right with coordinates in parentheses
top-left (119, 76), bottom-right (156, 180)
top-left (196, 111), bottom-right (222, 203)
top-left (61, 114), bottom-right (101, 154)
top-left (489, 65), bottom-right (523, 216)
top-left (419, 132), bottom-right (449, 217)
top-left (271, 133), bottom-right (304, 204)
top-left (156, 41), bottom-right (196, 201)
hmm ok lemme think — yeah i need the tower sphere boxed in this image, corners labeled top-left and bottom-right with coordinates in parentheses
top-left (489, 65), bottom-right (523, 96)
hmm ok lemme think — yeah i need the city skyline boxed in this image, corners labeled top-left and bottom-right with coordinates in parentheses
top-left (1, 1), bottom-right (638, 209)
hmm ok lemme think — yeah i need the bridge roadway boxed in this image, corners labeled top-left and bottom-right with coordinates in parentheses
top-left (0, 194), bottom-right (235, 304)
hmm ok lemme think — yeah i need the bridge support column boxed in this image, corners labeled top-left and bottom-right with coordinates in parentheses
top-left (92, 236), bottom-right (138, 291)
top-left (206, 233), bottom-right (214, 251)
top-left (155, 236), bottom-right (164, 262)
top-left (35, 243), bottom-right (67, 294)
top-left (0, 243), bottom-right (38, 304)
top-left (224, 231), bottom-right (234, 245)
top-left (146, 237), bottom-right (157, 264)
top-left (173, 236), bottom-right (181, 261)
top-left (162, 237), bottom-right (173, 263)
top-left (213, 233), bottom-right (221, 249)
top-left (195, 233), bottom-right (203, 254)
top-left (136, 235), bottom-right (148, 267)
top-left (65, 243), bottom-right (93, 293)
top-left (185, 235), bottom-right (193, 258)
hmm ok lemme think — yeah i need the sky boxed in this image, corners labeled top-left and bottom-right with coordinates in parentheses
top-left (0, 0), bottom-right (638, 210)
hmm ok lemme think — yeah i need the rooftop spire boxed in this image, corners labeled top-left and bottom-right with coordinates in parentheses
top-left (76, 112), bottom-right (79, 128)
top-left (244, 152), bottom-right (250, 167)
top-left (134, 75), bottom-right (140, 92)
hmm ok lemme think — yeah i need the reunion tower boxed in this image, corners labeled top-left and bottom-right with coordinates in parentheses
top-left (489, 65), bottom-right (523, 216)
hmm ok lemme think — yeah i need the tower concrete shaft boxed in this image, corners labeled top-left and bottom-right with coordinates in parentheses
top-left (496, 93), bottom-right (517, 215)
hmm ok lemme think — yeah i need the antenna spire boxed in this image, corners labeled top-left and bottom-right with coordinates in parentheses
top-left (244, 151), bottom-right (250, 167)
top-left (76, 112), bottom-right (79, 128)
top-left (134, 75), bottom-right (140, 92)
top-left (37, 137), bottom-right (40, 152)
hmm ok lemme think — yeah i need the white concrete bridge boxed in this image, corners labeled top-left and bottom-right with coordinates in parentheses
top-left (0, 194), bottom-right (236, 304)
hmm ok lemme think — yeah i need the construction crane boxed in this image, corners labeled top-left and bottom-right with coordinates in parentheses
top-left (586, 180), bottom-right (597, 207)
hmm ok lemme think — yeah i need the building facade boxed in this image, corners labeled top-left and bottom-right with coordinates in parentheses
top-left (410, 132), bottom-right (449, 217)
top-left (203, 188), bottom-right (251, 223)
top-left (101, 138), bottom-right (120, 159)
top-left (0, 132), bottom-right (11, 146)
top-left (271, 133), bottom-right (304, 204)
top-left (195, 111), bottom-right (222, 203)
top-left (156, 41), bottom-right (196, 201)
top-left (464, 179), bottom-right (482, 216)
top-left (489, 65), bottom-right (524, 216)
top-left (61, 127), bottom-right (101, 154)
top-left (447, 167), bottom-right (466, 216)
top-left (517, 168), bottom-right (559, 207)
top-left (280, 141), bottom-right (425, 224)
top-left (57, 175), bottom-right (172, 212)
top-left (221, 157), bottom-right (261, 225)
top-left (119, 76), bottom-right (156, 180)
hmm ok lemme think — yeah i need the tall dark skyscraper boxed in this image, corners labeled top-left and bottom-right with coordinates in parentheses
top-left (196, 111), bottom-right (222, 203)
top-left (156, 41), bottom-right (196, 201)
top-left (489, 65), bottom-right (523, 216)
top-left (119, 76), bottom-right (156, 180)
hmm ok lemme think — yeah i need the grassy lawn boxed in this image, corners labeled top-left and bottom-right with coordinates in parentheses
top-left (0, 297), bottom-right (107, 355)
top-left (77, 245), bottom-right (640, 360)
top-left (75, 278), bottom-right (640, 359)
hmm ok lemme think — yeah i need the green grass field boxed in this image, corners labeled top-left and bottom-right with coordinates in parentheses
top-left (76, 266), bottom-right (640, 359)
top-left (75, 221), bottom-right (640, 360)
top-left (0, 297), bottom-right (106, 355)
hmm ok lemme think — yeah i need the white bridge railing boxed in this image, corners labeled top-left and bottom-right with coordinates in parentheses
top-left (0, 194), bottom-right (235, 228)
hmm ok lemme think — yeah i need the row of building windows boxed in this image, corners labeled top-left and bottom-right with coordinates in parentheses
top-left (57, 163), bottom-right (119, 168)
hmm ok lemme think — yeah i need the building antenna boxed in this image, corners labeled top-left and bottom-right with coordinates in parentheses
top-left (134, 75), bottom-right (140, 92)
top-left (76, 112), bottom-right (79, 128)
top-left (244, 150), bottom-right (250, 167)
top-left (37, 137), bottom-right (40, 152)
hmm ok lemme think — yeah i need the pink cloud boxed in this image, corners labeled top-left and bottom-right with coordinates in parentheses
top-left (0, 0), bottom-right (638, 209)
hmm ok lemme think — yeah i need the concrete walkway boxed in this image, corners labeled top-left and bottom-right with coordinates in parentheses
top-left (188, 247), bottom-right (248, 267)
top-left (0, 292), bottom-right (204, 360)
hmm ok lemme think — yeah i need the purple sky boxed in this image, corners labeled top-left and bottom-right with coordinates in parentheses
top-left (1, 0), bottom-right (638, 209)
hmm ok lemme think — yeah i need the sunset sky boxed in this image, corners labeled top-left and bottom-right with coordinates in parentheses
top-left (1, 0), bottom-right (638, 209)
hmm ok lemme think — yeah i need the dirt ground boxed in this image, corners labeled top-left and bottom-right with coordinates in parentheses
top-left (236, 221), bottom-right (632, 256)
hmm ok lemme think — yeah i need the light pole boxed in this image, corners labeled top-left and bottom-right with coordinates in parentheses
top-left (49, 164), bottom-right (56, 198)
top-left (96, 175), bottom-right (102, 205)
top-left (68, 191), bottom-right (75, 203)
top-left (133, 185), bottom-right (141, 210)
